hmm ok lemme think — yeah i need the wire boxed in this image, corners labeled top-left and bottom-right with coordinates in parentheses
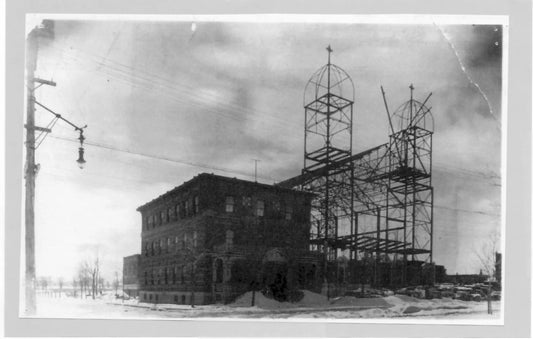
top-left (434, 205), bottom-right (500, 217)
top-left (48, 134), bottom-right (279, 183)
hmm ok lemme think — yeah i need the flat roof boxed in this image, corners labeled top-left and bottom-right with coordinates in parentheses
top-left (137, 172), bottom-right (314, 212)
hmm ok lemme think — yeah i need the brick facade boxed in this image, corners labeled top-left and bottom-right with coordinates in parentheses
top-left (123, 254), bottom-right (140, 298)
top-left (133, 173), bottom-right (322, 305)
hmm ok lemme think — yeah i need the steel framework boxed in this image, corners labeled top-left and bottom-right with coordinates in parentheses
top-left (278, 47), bottom-right (435, 287)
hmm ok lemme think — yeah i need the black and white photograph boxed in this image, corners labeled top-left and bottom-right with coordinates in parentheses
top-left (20, 14), bottom-right (507, 322)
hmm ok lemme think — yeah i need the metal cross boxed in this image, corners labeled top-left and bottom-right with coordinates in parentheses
top-left (326, 45), bottom-right (333, 64)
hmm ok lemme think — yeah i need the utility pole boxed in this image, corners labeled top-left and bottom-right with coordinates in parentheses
top-left (252, 159), bottom-right (260, 182)
top-left (24, 26), bottom-right (45, 316)
top-left (24, 21), bottom-right (86, 315)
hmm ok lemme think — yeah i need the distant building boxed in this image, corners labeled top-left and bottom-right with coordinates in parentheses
top-left (134, 173), bottom-right (321, 305)
top-left (445, 272), bottom-right (488, 285)
top-left (123, 254), bottom-right (140, 298)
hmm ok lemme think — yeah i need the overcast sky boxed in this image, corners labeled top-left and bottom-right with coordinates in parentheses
top-left (26, 17), bottom-right (504, 282)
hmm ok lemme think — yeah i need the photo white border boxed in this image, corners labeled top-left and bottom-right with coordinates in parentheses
top-left (20, 12), bottom-right (508, 326)
top-left (4, 0), bottom-right (530, 337)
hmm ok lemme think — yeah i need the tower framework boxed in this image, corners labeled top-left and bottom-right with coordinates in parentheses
top-left (278, 47), bottom-right (435, 287)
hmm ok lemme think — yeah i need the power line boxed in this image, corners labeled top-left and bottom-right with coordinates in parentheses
top-left (49, 134), bottom-right (500, 217)
top-left (434, 205), bottom-right (500, 217)
top-left (49, 135), bottom-right (279, 183)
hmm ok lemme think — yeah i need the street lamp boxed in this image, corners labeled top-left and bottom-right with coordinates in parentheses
top-left (77, 147), bottom-right (86, 169)
top-left (76, 130), bottom-right (86, 169)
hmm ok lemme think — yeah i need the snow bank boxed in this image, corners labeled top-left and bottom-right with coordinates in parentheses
top-left (331, 296), bottom-right (392, 308)
top-left (231, 290), bottom-right (331, 309)
top-left (231, 291), bottom-right (293, 309)
top-left (298, 290), bottom-right (330, 307)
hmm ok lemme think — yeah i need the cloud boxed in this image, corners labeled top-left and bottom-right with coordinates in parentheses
top-left (30, 19), bottom-right (503, 279)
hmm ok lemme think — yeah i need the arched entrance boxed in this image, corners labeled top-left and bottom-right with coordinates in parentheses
top-left (262, 248), bottom-right (289, 301)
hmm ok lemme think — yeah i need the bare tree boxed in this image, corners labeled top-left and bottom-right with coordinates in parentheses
top-left (38, 276), bottom-right (49, 292)
top-left (77, 262), bottom-right (89, 298)
top-left (72, 278), bottom-right (78, 297)
top-left (58, 277), bottom-right (64, 298)
top-left (113, 271), bottom-right (120, 296)
top-left (90, 256), bottom-right (100, 299)
top-left (98, 277), bottom-right (105, 295)
top-left (474, 232), bottom-right (500, 315)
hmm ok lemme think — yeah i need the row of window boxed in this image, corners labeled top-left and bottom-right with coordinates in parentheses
top-left (224, 196), bottom-right (293, 220)
top-left (142, 293), bottom-right (191, 305)
top-left (143, 232), bottom-right (198, 256)
top-left (145, 196), bottom-right (295, 231)
top-left (144, 196), bottom-right (200, 230)
top-left (144, 266), bottom-right (193, 286)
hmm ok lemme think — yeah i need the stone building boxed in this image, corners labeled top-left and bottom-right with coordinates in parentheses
top-left (134, 173), bottom-right (322, 305)
top-left (123, 254), bottom-right (140, 298)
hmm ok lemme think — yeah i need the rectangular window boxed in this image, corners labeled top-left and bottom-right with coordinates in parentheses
top-left (194, 196), bottom-right (199, 214)
top-left (176, 204), bottom-right (180, 219)
top-left (183, 233), bottom-right (189, 248)
top-left (148, 215), bottom-right (153, 228)
top-left (167, 237), bottom-right (171, 252)
top-left (256, 200), bottom-right (265, 217)
top-left (242, 196), bottom-right (252, 207)
top-left (285, 205), bottom-right (293, 220)
top-left (168, 206), bottom-right (175, 221)
top-left (161, 210), bottom-right (166, 224)
top-left (193, 231), bottom-right (198, 248)
top-left (273, 200), bottom-right (280, 212)
top-left (184, 200), bottom-right (189, 217)
top-left (225, 196), bottom-right (235, 213)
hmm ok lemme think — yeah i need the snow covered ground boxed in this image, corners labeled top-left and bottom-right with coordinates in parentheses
top-left (30, 291), bottom-right (500, 321)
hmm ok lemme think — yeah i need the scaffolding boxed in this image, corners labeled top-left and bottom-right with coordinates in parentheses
top-left (278, 47), bottom-right (435, 288)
